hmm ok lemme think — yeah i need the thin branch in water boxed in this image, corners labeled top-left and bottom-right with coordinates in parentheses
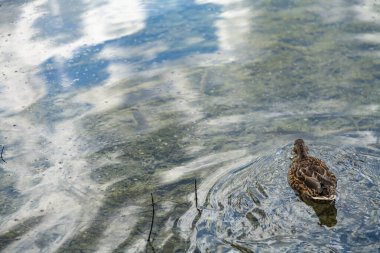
top-left (1, 146), bottom-right (6, 163)
top-left (147, 193), bottom-right (155, 242)
top-left (195, 179), bottom-right (202, 215)
top-left (147, 241), bottom-right (156, 253)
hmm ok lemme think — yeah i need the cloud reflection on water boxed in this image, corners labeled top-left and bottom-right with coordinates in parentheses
top-left (0, 0), bottom-right (379, 252)
top-left (0, 0), bottom-right (150, 252)
top-left (0, 0), bottom-right (243, 251)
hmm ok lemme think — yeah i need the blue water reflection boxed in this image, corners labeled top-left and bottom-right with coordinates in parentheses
top-left (38, 0), bottom-right (220, 93)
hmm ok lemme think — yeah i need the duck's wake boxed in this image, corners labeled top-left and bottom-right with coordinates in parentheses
top-left (187, 143), bottom-right (380, 252)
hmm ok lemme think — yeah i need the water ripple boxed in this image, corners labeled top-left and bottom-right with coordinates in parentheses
top-left (190, 142), bottom-right (380, 252)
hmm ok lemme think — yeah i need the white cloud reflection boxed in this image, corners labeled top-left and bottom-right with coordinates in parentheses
top-left (2, 0), bottom-right (378, 251)
top-left (353, 0), bottom-right (380, 23)
top-left (81, 0), bottom-right (146, 42)
top-left (197, 0), bottom-right (255, 61)
top-left (0, 0), bottom-right (146, 115)
top-left (160, 149), bottom-right (250, 184)
top-left (0, 0), bottom-right (147, 252)
top-left (0, 0), bottom-right (256, 250)
top-left (352, 0), bottom-right (380, 57)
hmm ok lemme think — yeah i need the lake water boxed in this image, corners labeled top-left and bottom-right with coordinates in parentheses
top-left (0, 0), bottom-right (379, 252)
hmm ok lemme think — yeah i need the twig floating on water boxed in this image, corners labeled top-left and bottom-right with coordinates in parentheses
top-left (147, 193), bottom-right (155, 242)
top-left (147, 241), bottom-right (156, 253)
top-left (195, 179), bottom-right (202, 215)
top-left (1, 146), bottom-right (6, 163)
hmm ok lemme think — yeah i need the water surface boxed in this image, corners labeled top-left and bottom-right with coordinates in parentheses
top-left (0, 0), bottom-right (379, 252)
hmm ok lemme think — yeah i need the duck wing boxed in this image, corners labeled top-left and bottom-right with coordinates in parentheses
top-left (304, 175), bottom-right (322, 194)
top-left (289, 157), bottom-right (337, 200)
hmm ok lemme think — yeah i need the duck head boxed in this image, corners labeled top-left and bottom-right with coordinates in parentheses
top-left (293, 139), bottom-right (309, 159)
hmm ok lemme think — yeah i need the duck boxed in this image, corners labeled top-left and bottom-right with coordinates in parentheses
top-left (288, 139), bottom-right (337, 202)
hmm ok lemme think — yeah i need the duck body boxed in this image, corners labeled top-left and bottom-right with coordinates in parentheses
top-left (288, 139), bottom-right (337, 202)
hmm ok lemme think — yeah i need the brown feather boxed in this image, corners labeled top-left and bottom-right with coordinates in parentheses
top-left (288, 139), bottom-right (337, 202)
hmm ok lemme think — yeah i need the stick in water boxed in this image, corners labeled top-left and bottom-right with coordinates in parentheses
top-left (147, 193), bottom-right (155, 242)
top-left (1, 146), bottom-right (6, 163)
top-left (195, 179), bottom-right (201, 214)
